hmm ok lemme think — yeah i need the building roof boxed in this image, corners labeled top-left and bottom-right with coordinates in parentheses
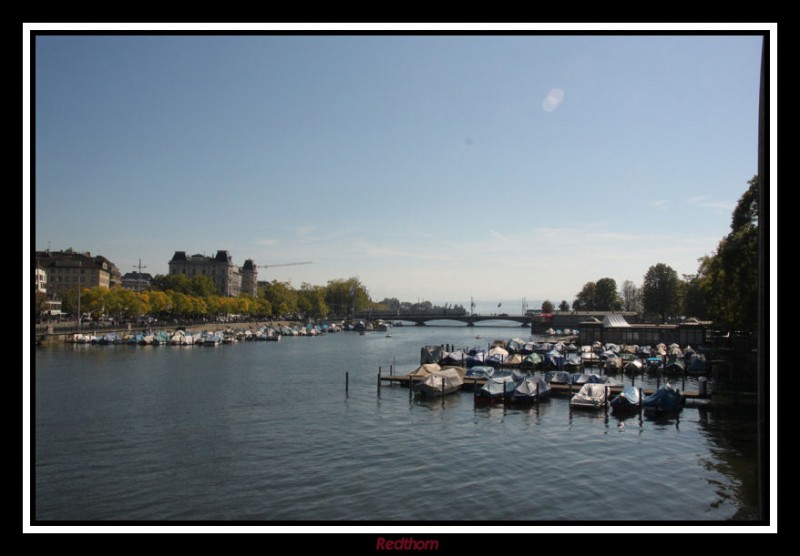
top-left (35, 250), bottom-right (116, 272)
top-left (603, 314), bottom-right (630, 327)
top-left (122, 272), bottom-right (153, 281)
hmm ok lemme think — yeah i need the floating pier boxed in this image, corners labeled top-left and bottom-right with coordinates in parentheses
top-left (379, 373), bottom-right (710, 405)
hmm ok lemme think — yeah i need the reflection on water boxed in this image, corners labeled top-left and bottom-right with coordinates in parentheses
top-left (33, 326), bottom-right (764, 522)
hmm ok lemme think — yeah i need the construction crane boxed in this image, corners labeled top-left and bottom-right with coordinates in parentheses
top-left (131, 259), bottom-right (148, 291)
top-left (261, 261), bottom-right (312, 269)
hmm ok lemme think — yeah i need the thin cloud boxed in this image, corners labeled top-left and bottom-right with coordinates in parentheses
top-left (651, 200), bottom-right (669, 210)
top-left (489, 229), bottom-right (512, 243)
top-left (256, 238), bottom-right (279, 246)
top-left (542, 88), bottom-right (565, 112)
top-left (688, 196), bottom-right (735, 212)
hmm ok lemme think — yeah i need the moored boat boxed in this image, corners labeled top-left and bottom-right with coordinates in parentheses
top-left (610, 386), bottom-right (642, 414)
top-left (642, 384), bottom-right (684, 413)
top-left (474, 374), bottom-right (518, 404)
top-left (570, 383), bottom-right (607, 409)
top-left (664, 358), bottom-right (686, 375)
top-left (414, 368), bottom-right (464, 398)
top-left (509, 376), bottom-right (551, 404)
top-left (465, 366), bottom-right (495, 379)
top-left (544, 370), bottom-right (573, 384)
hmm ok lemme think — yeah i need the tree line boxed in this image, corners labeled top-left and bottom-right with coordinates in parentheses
top-left (36, 176), bottom-right (759, 332)
top-left (537, 175), bottom-right (760, 332)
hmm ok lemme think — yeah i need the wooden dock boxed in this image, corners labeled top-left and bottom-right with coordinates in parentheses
top-left (380, 374), bottom-right (709, 403)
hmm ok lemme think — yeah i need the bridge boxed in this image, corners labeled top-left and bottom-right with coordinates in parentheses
top-left (352, 312), bottom-right (532, 327)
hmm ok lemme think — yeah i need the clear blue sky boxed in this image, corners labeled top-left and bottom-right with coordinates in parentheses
top-left (27, 26), bottom-right (769, 309)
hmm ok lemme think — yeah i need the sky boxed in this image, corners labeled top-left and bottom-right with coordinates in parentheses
top-left (26, 24), bottom-right (772, 312)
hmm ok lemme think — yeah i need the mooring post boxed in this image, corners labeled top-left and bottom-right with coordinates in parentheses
top-left (377, 369), bottom-right (381, 397)
top-left (409, 376), bottom-right (413, 400)
top-left (639, 387), bottom-right (643, 419)
top-left (346, 371), bottom-right (349, 397)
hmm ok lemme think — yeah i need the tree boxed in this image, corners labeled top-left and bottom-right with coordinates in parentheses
top-left (35, 290), bottom-right (48, 316)
top-left (105, 287), bottom-right (148, 320)
top-left (379, 297), bottom-right (401, 310)
top-left (259, 280), bottom-right (298, 317)
top-left (324, 277), bottom-right (371, 315)
top-left (558, 300), bottom-right (570, 311)
top-left (697, 176), bottom-right (759, 331)
top-left (151, 273), bottom-right (192, 294)
top-left (642, 263), bottom-right (680, 322)
top-left (573, 282), bottom-right (597, 311)
top-left (594, 278), bottom-right (623, 311)
top-left (682, 272), bottom-right (708, 320)
top-left (297, 282), bottom-right (329, 319)
top-left (620, 280), bottom-right (642, 313)
top-left (189, 275), bottom-right (217, 298)
top-left (146, 290), bottom-right (172, 317)
top-left (169, 291), bottom-right (194, 318)
top-left (541, 300), bottom-right (554, 313)
top-left (80, 286), bottom-right (109, 317)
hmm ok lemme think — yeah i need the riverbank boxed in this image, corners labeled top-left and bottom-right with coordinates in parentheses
top-left (33, 320), bottom-right (306, 346)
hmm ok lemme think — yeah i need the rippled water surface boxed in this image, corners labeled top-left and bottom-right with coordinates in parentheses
top-left (33, 325), bottom-right (762, 523)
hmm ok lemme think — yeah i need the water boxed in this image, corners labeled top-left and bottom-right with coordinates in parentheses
top-left (31, 324), bottom-right (763, 524)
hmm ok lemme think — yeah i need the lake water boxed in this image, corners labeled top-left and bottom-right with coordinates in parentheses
top-left (31, 323), bottom-right (765, 527)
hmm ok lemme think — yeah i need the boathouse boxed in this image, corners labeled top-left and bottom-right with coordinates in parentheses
top-left (578, 315), bottom-right (709, 346)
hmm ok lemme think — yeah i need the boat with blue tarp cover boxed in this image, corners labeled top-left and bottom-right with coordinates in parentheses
top-left (642, 384), bottom-right (684, 413)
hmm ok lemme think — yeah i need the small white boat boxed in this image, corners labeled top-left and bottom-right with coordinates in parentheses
top-left (414, 368), bottom-right (464, 398)
top-left (570, 383), bottom-right (607, 409)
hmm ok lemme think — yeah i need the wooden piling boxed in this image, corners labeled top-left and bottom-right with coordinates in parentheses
top-left (377, 369), bottom-right (381, 397)
top-left (346, 372), bottom-right (349, 396)
top-left (638, 387), bottom-right (643, 419)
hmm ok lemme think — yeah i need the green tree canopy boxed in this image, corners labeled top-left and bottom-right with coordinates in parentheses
top-left (298, 282), bottom-right (329, 319)
top-left (259, 280), bottom-right (298, 316)
top-left (541, 300), bottom-right (554, 313)
top-left (594, 278), bottom-right (623, 311)
top-left (642, 263), bottom-right (680, 322)
top-left (558, 300), bottom-right (570, 311)
top-left (151, 273), bottom-right (191, 294)
top-left (697, 175), bottom-right (759, 331)
top-left (572, 282), bottom-right (596, 311)
top-left (324, 277), bottom-right (371, 316)
top-left (189, 275), bottom-right (217, 298)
